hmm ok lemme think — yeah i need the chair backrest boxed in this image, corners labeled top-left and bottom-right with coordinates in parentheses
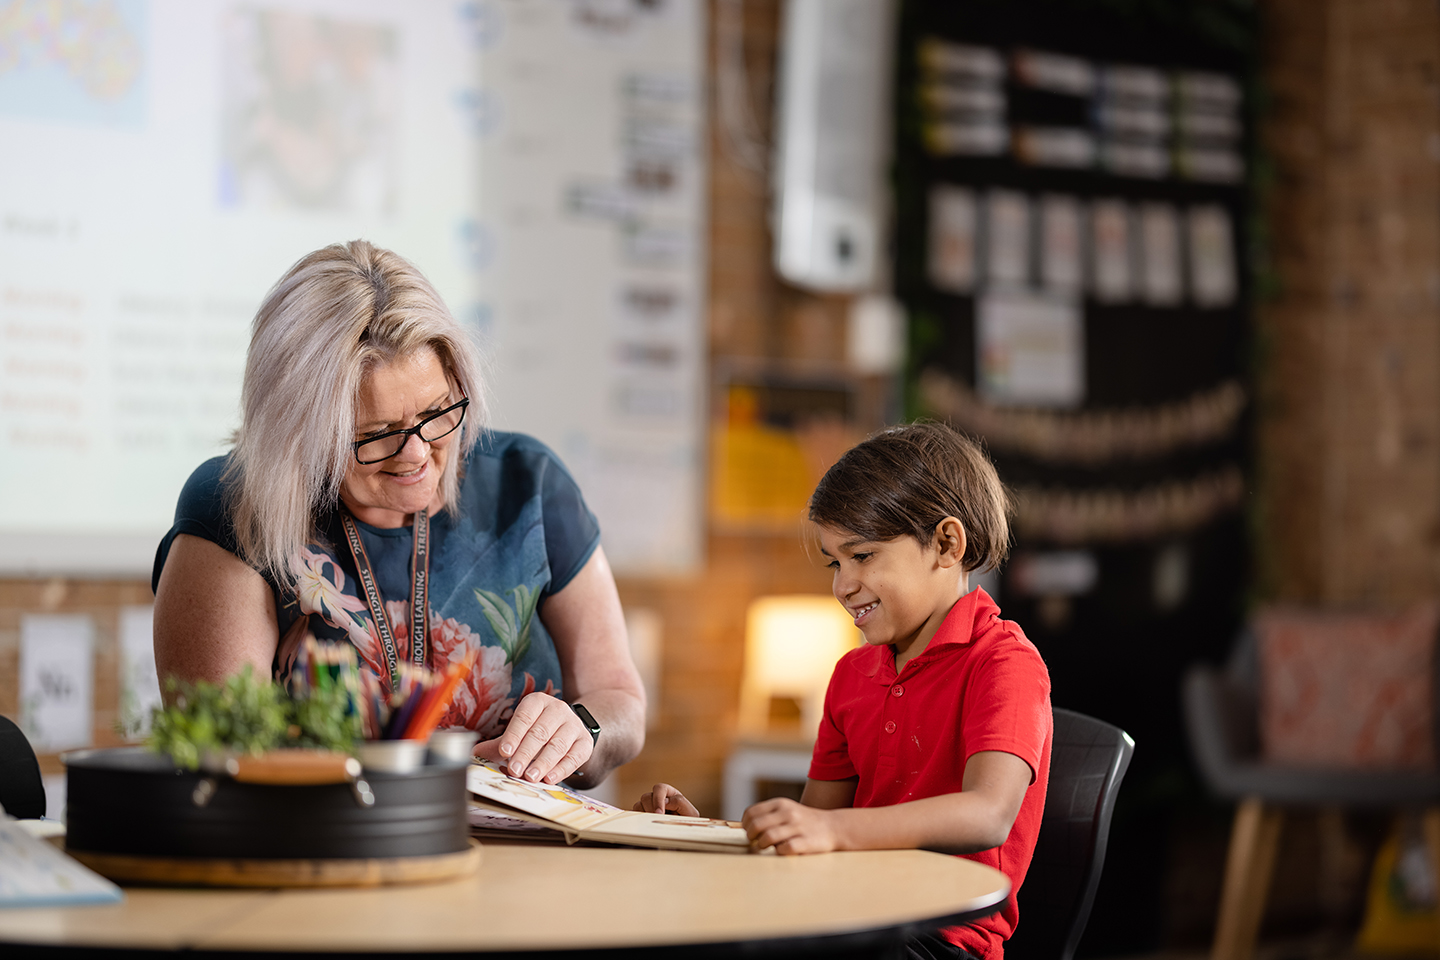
top-left (1006, 708), bottom-right (1135, 960)
top-left (0, 714), bottom-right (46, 819)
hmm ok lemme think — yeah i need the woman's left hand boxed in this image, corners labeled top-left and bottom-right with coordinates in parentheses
top-left (474, 693), bottom-right (593, 784)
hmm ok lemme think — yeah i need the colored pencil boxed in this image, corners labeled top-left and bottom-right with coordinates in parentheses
top-left (403, 654), bottom-right (475, 741)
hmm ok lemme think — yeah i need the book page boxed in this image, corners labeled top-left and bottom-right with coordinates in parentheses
top-left (581, 810), bottom-right (753, 849)
top-left (466, 760), bottom-right (620, 832)
top-left (467, 803), bottom-right (569, 842)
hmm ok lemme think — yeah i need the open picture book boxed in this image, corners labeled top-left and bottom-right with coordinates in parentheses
top-left (466, 760), bottom-right (759, 854)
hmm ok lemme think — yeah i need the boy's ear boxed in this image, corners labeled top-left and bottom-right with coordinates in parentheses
top-left (932, 517), bottom-right (967, 568)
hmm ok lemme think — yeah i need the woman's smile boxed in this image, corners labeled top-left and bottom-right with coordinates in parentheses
top-left (340, 347), bottom-right (457, 527)
top-left (382, 460), bottom-right (429, 483)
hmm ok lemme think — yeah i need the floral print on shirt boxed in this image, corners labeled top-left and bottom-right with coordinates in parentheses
top-left (282, 553), bottom-right (557, 741)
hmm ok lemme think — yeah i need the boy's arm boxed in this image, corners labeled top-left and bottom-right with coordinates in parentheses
top-left (744, 750), bottom-right (1032, 856)
top-left (800, 777), bottom-right (858, 809)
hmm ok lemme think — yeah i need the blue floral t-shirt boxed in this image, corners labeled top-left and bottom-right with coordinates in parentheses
top-left (152, 431), bottom-right (601, 739)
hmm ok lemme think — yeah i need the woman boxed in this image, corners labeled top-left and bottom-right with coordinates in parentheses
top-left (153, 240), bottom-right (645, 787)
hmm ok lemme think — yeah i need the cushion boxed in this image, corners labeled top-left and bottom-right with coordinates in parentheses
top-left (1256, 603), bottom-right (1440, 770)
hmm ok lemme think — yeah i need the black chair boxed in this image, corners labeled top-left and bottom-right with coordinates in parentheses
top-left (0, 714), bottom-right (46, 819)
top-left (1183, 628), bottom-right (1440, 960)
top-left (1006, 708), bottom-right (1135, 960)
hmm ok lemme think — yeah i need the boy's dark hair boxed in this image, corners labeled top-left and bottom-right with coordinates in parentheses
top-left (809, 421), bottom-right (1012, 572)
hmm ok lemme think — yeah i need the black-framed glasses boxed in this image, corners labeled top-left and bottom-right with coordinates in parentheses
top-left (352, 398), bottom-right (469, 464)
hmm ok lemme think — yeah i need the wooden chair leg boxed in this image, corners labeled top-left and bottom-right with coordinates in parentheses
top-left (1211, 797), bottom-right (1284, 960)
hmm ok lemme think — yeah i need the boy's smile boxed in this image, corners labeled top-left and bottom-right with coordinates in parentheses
top-left (816, 522), bottom-right (970, 670)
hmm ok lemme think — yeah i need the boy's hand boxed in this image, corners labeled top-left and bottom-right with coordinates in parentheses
top-left (743, 798), bottom-right (842, 855)
top-left (634, 783), bottom-right (700, 817)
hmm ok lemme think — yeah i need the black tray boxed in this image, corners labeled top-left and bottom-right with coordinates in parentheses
top-left (64, 747), bottom-right (469, 860)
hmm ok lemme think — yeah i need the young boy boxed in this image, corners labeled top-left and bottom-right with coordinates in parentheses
top-left (639, 423), bottom-right (1052, 960)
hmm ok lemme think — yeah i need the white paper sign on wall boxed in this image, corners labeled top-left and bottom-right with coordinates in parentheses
top-left (118, 605), bottom-right (162, 740)
top-left (977, 291), bottom-right (1084, 408)
top-left (19, 615), bottom-right (95, 753)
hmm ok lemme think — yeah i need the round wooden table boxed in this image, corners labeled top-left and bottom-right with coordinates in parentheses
top-left (0, 841), bottom-right (1010, 958)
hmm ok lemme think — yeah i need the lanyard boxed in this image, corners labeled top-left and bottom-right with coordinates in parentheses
top-left (339, 508), bottom-right (430, 691)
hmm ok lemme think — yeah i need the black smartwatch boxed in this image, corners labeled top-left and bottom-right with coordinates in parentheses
top-left (571, 703), bottom-right (601, 745)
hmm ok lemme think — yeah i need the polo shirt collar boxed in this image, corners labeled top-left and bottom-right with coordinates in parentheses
top-left (855, 586), bottom-right (1000, 681)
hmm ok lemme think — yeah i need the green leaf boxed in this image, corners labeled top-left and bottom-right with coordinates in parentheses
top-left (287, 682), bottom-right (364, 751)
top-left (510, 584), bottom-right (540, 665)
top-left (475, 586), bottom-right (520, 661)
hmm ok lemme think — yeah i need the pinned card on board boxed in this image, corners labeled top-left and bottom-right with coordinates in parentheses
top-left (976, 290), bottom-right (1084, 408)
top-left (1039, 194), bottom-right (1084, 295)
top-left (927, 185), bottom-right (978, 294)
top-left (1139, 202), bottom-right (1183, 307)
top-left (985, 189), bottom-right (1031, 288)
top-left (1090, 199), bottom-right (1134, 303)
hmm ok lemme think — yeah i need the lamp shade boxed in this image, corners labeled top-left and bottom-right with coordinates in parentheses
top-left (738, 595), bottom-right (861, 737)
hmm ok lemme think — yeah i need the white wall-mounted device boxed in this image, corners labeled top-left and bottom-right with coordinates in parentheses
top-left (772, 0), bottom-right (898, 293)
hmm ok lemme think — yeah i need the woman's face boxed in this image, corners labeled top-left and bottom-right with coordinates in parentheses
top-left (339, 347), bottom-right (459, 528)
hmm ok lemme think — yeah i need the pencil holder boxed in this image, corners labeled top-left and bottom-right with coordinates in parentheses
top-left (427, 728), bottom-right (480, 765)
top-left (357, 739), bottom-right (428, 774)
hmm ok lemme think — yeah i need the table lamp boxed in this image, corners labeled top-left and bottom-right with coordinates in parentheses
top-left (737, 595), bottom-right (861, 740)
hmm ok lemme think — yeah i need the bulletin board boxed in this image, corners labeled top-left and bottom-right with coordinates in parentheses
top-left (891, 0), bottom-right (1255, 951)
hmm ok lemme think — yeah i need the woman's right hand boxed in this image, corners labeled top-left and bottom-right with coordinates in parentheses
top-left (634, 783), bottom-right (699, 817)
top-left (474, 692), bottom-right (593, 785)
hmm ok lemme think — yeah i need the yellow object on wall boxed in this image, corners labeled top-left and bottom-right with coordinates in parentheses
top-left (710, 421), bottom-right (815, 528)
top-left (709, 384), bottom-right (861, 530)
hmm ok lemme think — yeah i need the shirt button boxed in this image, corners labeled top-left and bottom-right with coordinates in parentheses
top-left (891, 684), bottom-right (904, 697)
top-left (884, 720), bottom-right (897, 734)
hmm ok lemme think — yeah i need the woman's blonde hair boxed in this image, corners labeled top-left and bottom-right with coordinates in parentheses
top-left (224, 240), bottom-right (487, 585)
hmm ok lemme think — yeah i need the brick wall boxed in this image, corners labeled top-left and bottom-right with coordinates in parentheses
top-left (1258, 0), bottom-right (1440, 606)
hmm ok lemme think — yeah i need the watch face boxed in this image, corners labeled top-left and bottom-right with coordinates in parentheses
top-left (572, 703), bottom-right (600, 742)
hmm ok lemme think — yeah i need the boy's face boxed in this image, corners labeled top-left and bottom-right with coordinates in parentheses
top-left (816, 522), bottom-right (967, 667)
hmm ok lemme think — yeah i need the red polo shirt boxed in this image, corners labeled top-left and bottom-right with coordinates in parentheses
top-left (809, 587), bottom-right (1052, 959)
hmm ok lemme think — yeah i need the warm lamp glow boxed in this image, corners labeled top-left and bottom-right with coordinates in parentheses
top-left (738, 595), bottom-right (861, 738)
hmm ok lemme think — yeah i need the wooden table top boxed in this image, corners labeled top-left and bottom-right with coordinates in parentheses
top-left (0, 841), bottom-right (1010, 954)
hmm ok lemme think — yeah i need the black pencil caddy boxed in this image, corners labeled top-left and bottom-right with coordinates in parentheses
top-left (64, 747), bottom-right (469, 860)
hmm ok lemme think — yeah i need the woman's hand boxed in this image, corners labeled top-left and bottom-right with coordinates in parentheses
top-left (742, 798), bottom-right (844, 855)
top-left (634, 783), bottom-right (699, 817)
top-left (474, 693), bottom-right (592, 784)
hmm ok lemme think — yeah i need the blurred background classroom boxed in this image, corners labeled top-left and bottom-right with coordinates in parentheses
top-left (2, 0), bottom-right (1438, 958)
